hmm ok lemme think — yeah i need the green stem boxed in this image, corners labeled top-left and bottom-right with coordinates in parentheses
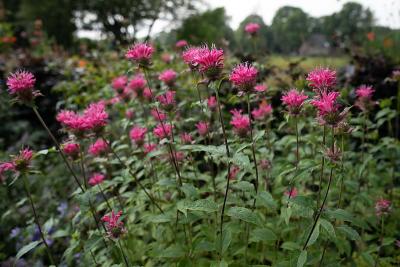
top-left (117, 239), bottom-right (130, 267)
top-left (98, 183), bottom-right (113, 211)
top-left (316, 125), bottom-right (326, 210)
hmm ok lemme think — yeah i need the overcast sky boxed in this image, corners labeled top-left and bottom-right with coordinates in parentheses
top-left (78, 0), bottom-right (400, 39)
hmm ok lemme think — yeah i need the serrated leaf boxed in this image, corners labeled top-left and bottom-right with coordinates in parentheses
top-left (297, 250), bottom-right (307, 267)
top-left (281, 241), bottom-right (300, 251)
top-left (159, 245), bottom-right (185, 258)
top-left (320, 219), bottom-right (336, 238)
top-left (361, 252), bottom-right (375, 266)
top-left (326, 209), bottom-right (354, 223)
top-left (307, 222), bottom-right (320, 247)
top-left (221, 228), bottom-right (232, 254)
top-left (227, 207), bottom-right (261, 225)
top-left (16, 241), bottom-right (41, 260)
top-left (257, 191), bottom-right (277, 210)
top-left (232, 181), bottom-right (255, 192)
top-left (337, 225), bottom-right (361, 241)
top-left (210, 260), bottom-right (228, 267)
top-left (183, 199), bottom-right (219, 213)
top-left (250, 228), bottom-right (277, 243)
top-left (84, 233), bottom-right (103, 252)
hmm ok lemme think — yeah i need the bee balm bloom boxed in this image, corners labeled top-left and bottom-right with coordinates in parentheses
top-left (355, 85), bottom-right (375, 112)
top-left (0, 162), bottom-right (16, 181)
top-left (88, 173), bottom-right (105, 186)
top-left (182, 47), bottom-right (207, 70)
top-left (102, 211), bottom-right (127, 239)
top-left (158, 69), bottom-right (177, 87)
top-left (128, 75), bottom-right (146, 95)
top-left (207, 96), bottom-right (217, 110)
top-left (111, 76), bottom-right (128, 92)
top-left (6, 70), bottom-right (38, 104)
top-left (306, 67), bottom-right (337, 92)
top-left (281, 89), bottom-right (308, 115)
top-left (230, 109), bottom-right (250, 137)
top-left (252, 100), bottom-right (272, 120)
top-left (13, 148), bottom-right (33, 173)
top-left (62, 142), bottom-right (80, 160)
top-left (83, 102), bottom-right (108, 134)
top-left (157, 91), bottom-right (176, 111)
top-left (245, 23), bottom-right (261, 35)
top-left (229, 63), bottom-right (258, 92)
top-left (196, 121), bottom-right (210, 136)
top-left (88, 139), bottom-right (109, 156)
top-left (375, 198), bottom-right (391, 217)
top-left (125, 43), bottom-right (154, 67)
top-left (180, 133), bottom-right (193, 144)
top-left (130, 126), bottom-right (147, 146)
top-left (195, 45), bottom-right (224, 80)
top-left (311, 91), bottom-right (346, 126)
top-left (153, 123), bottom-right (173, 139)
top-left (175, 40), bottom-right (188, 48)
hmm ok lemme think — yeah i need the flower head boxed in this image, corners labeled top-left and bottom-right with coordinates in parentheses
top-left (229, 165), bottom-right (240, 180)
top-left (182, 46), bottom-right (207, 69)
top-left (254, 84), bottom-right (267, 93)
top-left (175, 40), bottom-right (188, 48)
top-left (10, 148), bottom-right (33, 173)
top-left (161, 53), bottom-right (172, 64)
top-left (130, 126), bottom-right (147, 146)
top-left (88, 173), bottom-right (105, 186)
top-left (62, 142), bottom-right (80, 160)
top-left (128, 75), bottom-right (146, 94)
top-left (153, 123), bottom-right (173, 139)
top-left (245, 23), bottom-right (261, 35)
top-left (144, 143), bottom-right (157, 154)
top-left (281, 89), bottom-right (308, 115)
top-left (230, 109), bottom-right (250, 137)
top-left (111, 76), bottom-right (128, 92)
top-left (102, 210), bottom-right (126, 239)
top-left (207, 96), bottom-right (217, 110)
top-left (285, 187), bottom-right (298, 198)
top-left (355, 85), bottom-right (375, 112)
top-left (311, 91), bottom-right (346, 126)
top-left (307, 68), bottom-right (337, 91)
top-left (0, 162), bottom-right (16, 182)
top-left (196, 121), bottom-right (210, 136)
top-left (143, 87), bottom-right (153, 101)
top-left (125, 43), bottom-right (154, 67)
top-left (375, 198), bottom-right (391, 216)
top-left (157, 91), bottom-right (176, 111)
top-left (151, 108), bottom-right (167, 122)
top-left (6, 70), bottom-right (38, 103)
top-left (194, 45), bottom-right (224, 80)
top-left (56, 110), bottom-right (88, 134)
top-left (88, 139), bottom-right (109, 156)
top-left (229, 63), bottom-right (258, 92)
top-left (158, 69), bottom-right (177, 86)
top-left (83, 102), bottom-right (108, 134)
top-left (180, 132), bottom-right (193, 144)
top-left (252, 100), bottom-right (272, 120)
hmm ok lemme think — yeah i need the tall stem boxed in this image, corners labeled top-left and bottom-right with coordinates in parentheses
top-left (214, 80), bottom-right (232, 256)
top-left (117, 239), bottom-right (130, 267)
top-left (247, 94), bottom-right (259, 208)
top-left (32, 106), bottom-right (84, 191)
top-left (286, 116), bottom-right (300, 205)
top-left (338, 135), bottom-right (345, 208)
top-left (98, 184), bottom-right (113, 210)
top-left (22, 176), bottom-right (55, 265)
top-left (316, 126), bottom-right (326, 209)
top-left (303, 127), bottom-right (335, 250)
top-left (79, 146), bottom-right (88, 189)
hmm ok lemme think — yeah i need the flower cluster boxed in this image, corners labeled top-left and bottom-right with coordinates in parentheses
top-left (245, 23), bottom-right (261, 35)
top-left (194, 45), bottom-right (224, 80)
top-left (175, 40), bottom-right (188, 48)
top-left (311, 91), bottom-right (345, 126)
top-left (182, 47), bottom-right (207, 70)
top-left (88, 139), bottom-right (109, 156)
top-left (0, 148), bottom-right (33, 181)
top-left (125, 43), bottom-right (154, 67)
top-left (130, 126), bottom-right (147, 146)
top-left (229, 63), bottom-right (258, 92)
top-left (207, 96), bottom-right (217, 110)
top-left (230, 109), bottom-right (250, 137)
top-left (252, 100), bottom-right (272, 120)
top-left (375, 198), bottom-right (391, 217)
top-left (355, 85), bottom-right (375, 112)
top-left (153, 123), bottom-right (173, 139)
top-left (180, 133), bottom-right (193, 144)
top-left (111, 76), bottom-right (128, 92)
top-left (307, 67), bottom-right (337, 92)
top-left (101, 211), bottom-right (126, 239)
top-left (196, 121), bottom-right (210, 136)
top-left (281, 89), bottom-right (308, 115)
top-left (88, 173), bottom-right (105, 186)
top-left (157, 91), bottom-right (176, 111)
top-left (6, 70), bottom-right (39, 104)
top-left (62, 142), bottom-right (80, 160)
top-left (128, 74), bottom-right (146, 96)
top-left (158, 69), bottom-right (177, 87)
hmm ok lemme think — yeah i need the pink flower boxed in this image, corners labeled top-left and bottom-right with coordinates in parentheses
top-left (230, 63), bottom-right (258, 92)
top-left (128, 75), bottom-right (146, 93)
top-left (356, 85), bottom-right (374, 99)
top-left (6, 70), bottom-right (38, 103)
top-left (88, 173), bottom-right (105, 186)
top-left (0, 162), bottom-right (16, 181)
top-left (196, 121), bottom-right (210, 136)
top-left (144, 143), bottom-right (157, 154)
top-left (56, 110), bottom-right (88, 133)
top-left (83, 102), bottom-right (108, 133)
top-left (111, 76), bottom-right (128, 91)
top-left (180, 132), bottom-right (193, 144)
top-left (182, 47), bottom-right (207, 69)
top-left (143, 87), bottom-right (153, 101)
top-left (176, 40), bottom-right (188, 48)
top-left (252, 100), bottom-right (272, 120)
top-left (102, 210), bottom-right (126, 239)
top-left (158, 69), bottom-right (177, 86)
top-left (88, 139), bottom-right (109, 156)
top-left (310, 91), bottom-right (340, 116)
top-left (129, 126), bottom-right (147, 146)
top-left (151, 108), bottom-right (167, 122)
top-left (12, 148), bottom-right (33, 172)
top-left (125, 109), bottom-right (135, 119)
top-left (281, 89), bottom-right (308, 115)
top-left (245, 23), bottom-right (261, 35)
top-left (230, 109), bottom-right (250, 137)
top-left (207, 96), bottom-right (217, 110)
top-left (161, 53), bottom-right (172, 64)
top-left (157, 91), bottom-right (176, 111)
top-left (307, 68), bottom-right (337, 91)
top-left (254, 84), bottom-right (267, 93)
top-left (172, 151), bottom-right (185, 162)
top-left (285, 187), bottom-right (298, 198)
top-left (194, 45), bottom-right (224, 80)
top-left (62, 142), bottom-right (80, 159)
top-left (125, 43), bottom-right (154, 66)
top-left (229, 165), bottom-right (240, 180)
top-left (375, 198), bottom-right (391, 216)
top-left (153, 123), bottom-right (173, 139)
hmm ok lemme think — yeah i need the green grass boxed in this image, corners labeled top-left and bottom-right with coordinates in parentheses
top-left (266, 55), bottom-right (349, 70)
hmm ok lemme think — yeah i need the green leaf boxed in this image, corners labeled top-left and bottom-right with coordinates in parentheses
top-left (232, 181), bottom-right (255, 192)
top-left (84, 233), bottom-right (103, 252)
top-left (257, 191), bottom-right (277, 210)
top-left (221, 228), bottom-right (232, 254)
top-left (227, 207), bottom-right (261, 225)
top-left (210, 260), bottom-right (228, 267)
top-left (326, 209), bottom-right (354, 223)
top-left (320, 219), bottom-right (336, 238)
top-left (182, 199), bottom-right (219, 213)
top-left (281, 241), bottom-right (300, 251)
top-left (337, 225), bottom-right (361, 241)
top-left (250, 228), bottom-right (277, 243)
top-left (361, 252), bottom-right (375, 266)
top-left (16, 241), bottom-right (41, 260)
top-left (307, 222), bottom-right (320, 247)
top-left (159, 245), bottom-right (185, 258)
top-left (281, 207), bottom-right (292, 225)
top-left (297, 250), bottom-right (307, 267)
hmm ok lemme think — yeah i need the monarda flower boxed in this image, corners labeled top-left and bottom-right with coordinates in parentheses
top-left (306, 67), bottom-right (337, 92)
top-left (281, 89), bottom-right (308, 115)
top-left (151, 108), bottom-right (167, 122)
top-left (62, 142), bottom-right (80, 160)
top-left (245, 22), bottom-right (261, 36)
top-left (158, 69), bottom-right (177, 87)
top-left (285, 187), bottom-right (298, 198)
top-left (375, 198), bottom-right (391, 217)
top-left (125, 109), bottom-right (135, 119)
top-left (229, 63), bottom-right (258, 92)
top-left (311, 91), bottom-right (346, 126)
top-left (88, 139), bottom-right (109, 156)
top-left (175, 40), bottom-right (188, 48)
top-left (252, 100), bottom-right (272, 120)
top-left (161, 53), bottom-right (172, 64)
top-left (196, 121), bottom-right (210, 136)
top-left (101, 211), bottom-right (127, 239)
top-left (88, 173), bottom-right (105, 186)
top-left (355, 85), bottom-right (375, 112)
top-left (83, 102), bottom-right (108, 134)
top-left (230, 109), bottom-right (250, 137)
top-left (194, 45), bottom-right (224, 80)
top-left (157, 91), bottom-right (176, 111)
top-left (6, 70), bottom-right (38, 104)
top-left (207, 96), bottom-right (217, 110)
top-left (56, 110), bottom-right (89, 134)
top-left (111, 76), bottom-right (128, 93)
top-left (254, 84), bottom-right (267, 93)
top-left (12, 148), bottom-right (33, 173)
top-left (125, 43), bottom-right (154, 67)
top-left (180, 133), bottom-right (193, 144)
top-left (182, 47), bottom-right (207, 70)
top-left (143, 143), bottom-right (157, 154)
top-left (153, 123), bottom-right (173, 139)
top-left (229, 165), bottom-right (240, 180)
top-left (0, 162), bottom-right (16, 182)
top-left (128, 75), bottom-right (146, 95)
top-left (130, 126), bottom-right (147, 146)
top-left (143, 87), bottom-right (153, 101)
